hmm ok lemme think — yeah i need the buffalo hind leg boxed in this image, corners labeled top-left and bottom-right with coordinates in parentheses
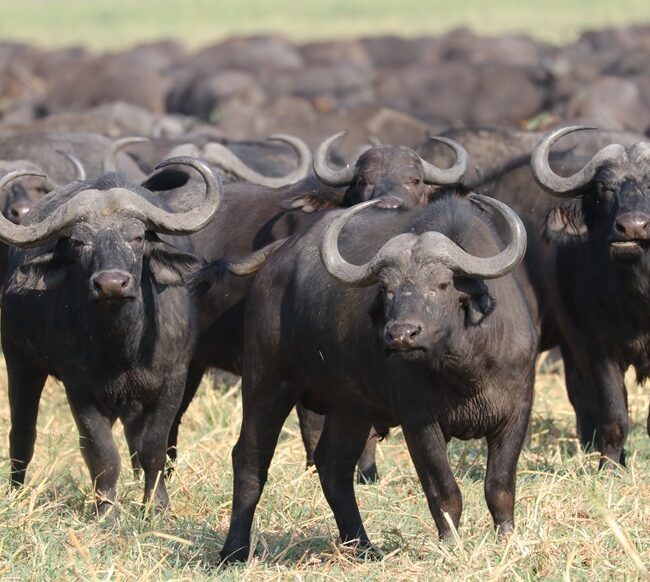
top-left (167, 360), bottom-right (206, 473)
top-left (66, 388), bottom-right (121, 520)
top-left (7, 359), bottom-right (48, 486)
top-left (220, 375), bottom-right (297, 564)
top-left (357, 428), bottom-right (379, 484)
top-left (296, 402), bottom-right (324, 468)
top-left (314, 413), bottom-right (377, 555)
top-left (121, 404), bottom-right (144, 478)
top-left (297, 404), bottom-right (380, 484)
top-left (401, 413), bottom-right (461, 541)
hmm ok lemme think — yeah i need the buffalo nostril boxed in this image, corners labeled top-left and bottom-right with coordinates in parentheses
top-left (614, 212), bottom-right (650, 240)
top-left (385, 322), bottom-right (423, 348)
top-left (92, 271), bottom-right (132, 299)
top-left (8, 203), bottom-right (31, 224)
top-left (409, 325), bottom-right (423, 338)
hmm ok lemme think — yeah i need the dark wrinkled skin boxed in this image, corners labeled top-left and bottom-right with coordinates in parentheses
top-left (219, 195), bottom-right (537, 563)
top-left (154, 143), bottom-right (453, 480)
top-left (434, 127), bottom-right (650, 467)
top-left (2, 173), bottom-right (203, 518)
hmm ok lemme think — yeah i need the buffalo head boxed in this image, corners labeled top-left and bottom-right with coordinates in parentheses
top-left (305, 132), bottom-right (468, 210)
top-left (0, 151), bottom-right (86, 225)
top-left (320, 195), bottom-right (526, 358)
top-left (533, 126), bottom-right (650, 264)
top-left (0, 157), bottom-right (221, 306)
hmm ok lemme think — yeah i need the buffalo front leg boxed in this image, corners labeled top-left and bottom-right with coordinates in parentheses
top-left (220, 375), bottom-right (297, 564)
top-left (136, 378), bottom-right (185, 511)
top-left (593, 360), bottom-right (629, 468)
top-left (561, 344), bottom-right (597, 449)
top-left (6, 357), bottom-right (48, 486)
top-left (484, 398), bottom-right (532, 536)
top-left (563, 342), bottom-right (629, 467)
top-left (401, 414), bottom-right (461, 541)
top-left (314, 413), bottom-right (376, 554)
top-left (66, 388), bottom-right (121, 520)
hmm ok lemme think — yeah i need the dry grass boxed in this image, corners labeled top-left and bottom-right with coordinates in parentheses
top-left (0, 356), bottom-right (648, 580)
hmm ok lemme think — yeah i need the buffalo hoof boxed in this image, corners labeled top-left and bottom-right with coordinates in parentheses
top-left (96, 503), bottom-right (120, 524)
top-left (496, 520), bottom-right (515, 539)
top-left (219, 545), bottom-right (250, 565)
top-left (340, 539), bottom-right (382, 560)
top-left (356, 464), bottom-right (379, 484)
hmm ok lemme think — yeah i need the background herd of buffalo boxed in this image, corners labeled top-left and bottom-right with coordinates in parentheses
top-left (0, 25), bottom-right (648, 564)
top-left (2, 25), bottom-right (650, 146)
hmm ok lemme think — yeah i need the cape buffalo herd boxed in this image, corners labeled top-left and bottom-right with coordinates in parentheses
top-left (0, 26), bottom-right (648, 564)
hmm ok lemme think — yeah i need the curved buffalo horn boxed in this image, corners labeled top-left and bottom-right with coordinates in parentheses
top-left (57, 150), bottom-right (86, 181)
top-left (313, 131), bottom-right (356, 187)
top-left (201, 134), bottom-right (311, 188)
top-left (42, 151), bottom-right (88, 191)
top-left (421, 136), bottom-right (469, 185)
top-left (320, 194), bottom-right (526, 287)
top-left (531, 126), bottom-right (627, 197)
top-left (103, 137), bottom-right (149, 173)
top-left (0, 157), bottom-right (222, 247)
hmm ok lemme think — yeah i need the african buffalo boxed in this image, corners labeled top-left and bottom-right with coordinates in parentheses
top-left (529, 126), bottom-right (650, 465)
top-left (1, 157), bottom-right (221, 517)
top-left (423, 126), bottom-right (650, 465)
top-left (163, 135), bottom-right (469, 480)
top-left (219, 190), bottom-right (537, 562)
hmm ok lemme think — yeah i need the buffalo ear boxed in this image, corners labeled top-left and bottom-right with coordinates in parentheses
top-left (11, 251), bottom-right (69, 292)
top-left (141, 168), bottom-right (190, 192)
top-left (543, 204), bottom-right (587, 243)
top-left (146, 233), bottom-right (203, 286)
top-left (456, 277), bottom-right (495, 326)
top-left (281, 194), bottom-right (342, 213)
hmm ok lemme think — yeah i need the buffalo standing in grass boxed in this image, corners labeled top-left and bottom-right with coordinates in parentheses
top-left (166, 134), bottom-right (469, 483)
top-left (424, 126), bottom-right (650, 465)
top-left (529, 126), bottom-right (650, 464)
top-left (1, 157), bottom-right (221, 517)
top-left (219, 190), bottom-right (537, 562)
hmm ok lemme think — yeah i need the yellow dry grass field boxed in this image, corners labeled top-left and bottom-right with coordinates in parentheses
top-left (0, 355), bottom-right (647, 580)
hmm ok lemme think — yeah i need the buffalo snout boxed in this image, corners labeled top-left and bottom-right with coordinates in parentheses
top-left (614, 212), bottom-right (650, 241)
top-left (384, 321), bottom-right (424, 351)
top-left (8, 200), bottom-right (32, 225)
top-left (91, 270), bottom-right (134, 300)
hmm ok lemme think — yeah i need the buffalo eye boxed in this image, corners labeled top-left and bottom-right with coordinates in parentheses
top-left (438, 281), bottom-right (450, 291)
top-left (131, 235), bottom-right (144, 246)
top-left (358, 177), bottom-right (368, 187)
top-left (411, 178), bottom-right (421, 186)
top-left (69, 237), bottom-right (85, 248)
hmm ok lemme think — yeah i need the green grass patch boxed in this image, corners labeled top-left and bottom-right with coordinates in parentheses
top-left (1, 0), bottom-right (650, 50)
